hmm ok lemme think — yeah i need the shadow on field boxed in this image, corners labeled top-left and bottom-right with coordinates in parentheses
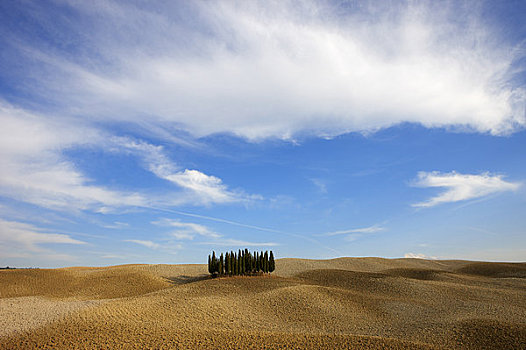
top-left (165, 274), bottom-right (210, 285)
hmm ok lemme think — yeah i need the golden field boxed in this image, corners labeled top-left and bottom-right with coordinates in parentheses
top-left (1, 258), bottom-right (525, 349)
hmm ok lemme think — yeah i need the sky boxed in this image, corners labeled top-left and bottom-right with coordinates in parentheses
top-left (0, 0), bottom-right (525, 267)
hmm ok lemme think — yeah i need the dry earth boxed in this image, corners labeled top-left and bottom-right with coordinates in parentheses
top-left (1, 258), bottom-right (525, 349)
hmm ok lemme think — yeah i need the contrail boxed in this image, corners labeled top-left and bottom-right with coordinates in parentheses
top-left (150, 207), bottom-right (342, 256)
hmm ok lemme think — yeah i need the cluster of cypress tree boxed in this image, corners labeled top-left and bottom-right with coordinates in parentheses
top-left (208, 249), bottom-right (275, 276)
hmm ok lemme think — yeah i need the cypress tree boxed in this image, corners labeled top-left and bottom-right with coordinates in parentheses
top-left (211, 251), bottom-right (217, 275)
top-left (234, 252), bottom-right (238, 275)
top-left (219, 253), bottom-right (224, 275)
top-left (240, 250), bottom-right (244, 275)
top-left (264, 251), bottom-right (269, 273)
top-left (208, 254), bottom-right (212, 275)
top-left (230, 251), bottom-right (235, 275)
top-left (240, 249), bottom-right (244, 275)
top-left (244, 249), bottom-right (249, 273)
top-left (269, 251), bottom-right (275, 273)
top-left (237, 252), bottom-right (240, 275)
top-left (249, 252), bottom-right (252, 272)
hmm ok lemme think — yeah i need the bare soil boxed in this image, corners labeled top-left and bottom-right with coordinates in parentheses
top-left (1, 258), bottom-right (525, 349)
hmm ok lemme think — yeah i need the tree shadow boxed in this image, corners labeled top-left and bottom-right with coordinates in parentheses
top-left (165, 274), bottom-right (210, 285)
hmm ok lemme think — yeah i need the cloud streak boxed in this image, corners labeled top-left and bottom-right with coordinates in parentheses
top-left (200, 239), bottom-right (278, 247)
top-left (115, 137), bottom-right (260, 205)
top-left (151, 219), bottom-right (277, 249)
top-left (324, 225), bottom-right (385, 236)
top-left (412, 171), bottom-right (520, 207)
top-left (0, 219), bottom-right (85, 262)
top-left (124, 239), bottom-right (160, 250)
top-left (152, 219), bottom-right (221, 240)
top-left (321, 224), bottom-right (385, 242)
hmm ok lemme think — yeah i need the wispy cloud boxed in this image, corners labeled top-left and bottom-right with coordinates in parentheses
top-left (152, 219), bottom-right (221, 240)
top-left (0, 219), bottom-right (85, 262)
top-left (101, 221), bottom-right (129, 229)
top-left (412, 171), bottom-right (520, 207)
top-left (152, 219), bottom-right (277, 248)
top-left (115, 137), bottom-right (260, 205)
top-left (324, 225), bottom-right (386, 236)
top-left (100, 254), bottom-right (128, 259)
top-left (124, 239), bottom-right (160, 250)
top-left (200, 239), bottom-right (278, 247)
top-left (310, 178), bottom-right (328, 194)
top-left (0, 105), bottom-right (256, 213)
top-left (0, 103), bottom-right (148, 212)
top-left (0, 219), bottom-right (86, 251)
top-left (322, 225), bottom-right (385, 242)
top-left (7, 1), bottom-right (524, 140)
top-left (163, 169), bottom-right (244, 205)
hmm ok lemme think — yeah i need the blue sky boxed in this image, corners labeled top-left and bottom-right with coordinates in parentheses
top-left (0, 0), bottom-right (525, 267)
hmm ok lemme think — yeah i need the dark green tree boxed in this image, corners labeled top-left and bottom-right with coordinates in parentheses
top-left (245, 249), bottom-right (251, 273)
top-left (230, 251), bottom-right (234, 275)
top-left (208, 249), bottom-right (276, 276)
top-left (237, 251), bottom-right (241, 275)
top-left (241, 249), bottom-right (245, 275)
top-left (213, 251), bottom-right (218, 275)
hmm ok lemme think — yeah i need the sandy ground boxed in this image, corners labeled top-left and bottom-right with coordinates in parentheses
top-left (0, 296), bottom-right (104, 337)
top-left (1, 258), bottom-right (525, 349)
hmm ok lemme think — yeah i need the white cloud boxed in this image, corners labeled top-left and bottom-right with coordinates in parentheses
top-left (163, 170), bottom-right (239, 204)
top-left (412, 171), bottom-right (520, 207)
top-left (152, 219), bottom-right (221, 240)
top-left (0, 219), bottom-right (86, 252)
top-left (325, 225), bottom-right (385, 236)
top-left (404, 252), bottom-right (437, 260)
top-left (124, 239), bottom-right (160, 250)
top-left (0, 219), bottom-right (85, 263)
top-left (12, 1), bottom-right (525, 140)
top-left (100, 254), bottom-right (128, 259)
top-left (152, 219), bottom-right (277, 247)
top-left (0, 103), bottom-right (149, 212)
top-left (200, 239), bottom-right (278, 247)
top-left (322, 225), bottom-right (385, 242)
top-left (0, 105), bottom-right (255, 212)
top-left (114, 137), bottom-right (258, 205)
top-left (102, 222), bottom-right (129, 229)
top-left (310, 178), bottom-right (328, 194)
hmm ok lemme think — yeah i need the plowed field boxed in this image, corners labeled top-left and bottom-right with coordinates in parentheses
top-left (1, 258), bottom-right (525, 349)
